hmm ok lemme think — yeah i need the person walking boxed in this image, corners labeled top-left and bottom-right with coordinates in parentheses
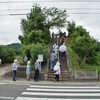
top-left (34, 59), bottom-right (40, 81)
top-left (53, 44), bottom-right (58, 60)
top-left (26, 61), bottom-right (31, 80)
top-left (59, 43), bottom-right (67, 60)
top-left (50, 51), bottom-right (56, 70)
top-left (53, 61), bottom-right (61, 82)
top-left (12, 59), bottom-right (18, 81)
top-left (52, 43), bottom-right (56, 50)
top-left (60, 35), bottom-right (64, 45)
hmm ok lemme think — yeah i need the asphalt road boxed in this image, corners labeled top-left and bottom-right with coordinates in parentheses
top-left (1, 64), bottom-right (100, 100)
top-left (0, 82), bottom-right (30, 100)
top-left (0, 79), bottom-right (100, 100)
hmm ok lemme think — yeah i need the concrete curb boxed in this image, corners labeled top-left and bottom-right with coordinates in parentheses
top-left (0, 77), bottom-right (100, 86)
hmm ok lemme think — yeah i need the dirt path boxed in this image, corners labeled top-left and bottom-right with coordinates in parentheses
top-left (0, 64), bottom-right (12, 76)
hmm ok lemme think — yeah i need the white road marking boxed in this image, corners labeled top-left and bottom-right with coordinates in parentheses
top-left (30, 85), bottom-right (99, 89)
top-left (22, 92), bottom-right (100, 96)
top-left (27, 88), bottom-right (100, 92)
top-left (0, 96), bottom-right (14, 100)
top-left (15, 85), bottom-right (100, 100)
top-left (15, 97), bottom-right (100, 100)
top-left (0, 83), bottom-right (6, 85)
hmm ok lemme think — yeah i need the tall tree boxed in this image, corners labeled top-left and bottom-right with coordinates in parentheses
top-left (19, 3), bottom-right (68, 45)
top-left (72, 35), bottom-right (100, 66)
top-left (67, 20), bottom-right (100, 66)
top-left (67, 20), bottom-right (76, 37)
top-left (19, 4), bottom-right (68, 61)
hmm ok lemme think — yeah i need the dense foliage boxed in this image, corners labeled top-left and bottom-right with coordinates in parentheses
top-left (67, 21), bottom-right (100, 67)
top-left (19, 4), bottom-right (68, 62)
top-left (0, 43), bottom-right (21, 63)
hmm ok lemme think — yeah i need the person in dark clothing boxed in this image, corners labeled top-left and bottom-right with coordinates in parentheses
top-left (60, 36), bottom-right (64, 45)
top-left (34, 59), bottom-right (40, 81)
top-left (52, 32), bottom-right (54, 38)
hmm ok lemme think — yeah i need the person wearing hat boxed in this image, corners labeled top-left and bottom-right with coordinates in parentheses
top-left (53, 61), bottom-right (61, 82)
top-left (59, 43), bottom-right (67, 60)
top-left (26, 61), bottom-right (32, 80)
top-left (34, 59), bottom-right (40, 81)
top-left (12, 59), bottom-right (18, 81)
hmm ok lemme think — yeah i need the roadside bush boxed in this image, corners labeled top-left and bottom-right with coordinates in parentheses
top-left (30, 43), bottom-right (49, 63)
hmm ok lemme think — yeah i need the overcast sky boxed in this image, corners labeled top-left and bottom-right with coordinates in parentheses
top-left (0, 0), bottom-right (100, 45)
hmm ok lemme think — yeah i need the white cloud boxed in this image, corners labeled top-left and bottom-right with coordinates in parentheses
top-left (0, 16), bottom-right (22, 45)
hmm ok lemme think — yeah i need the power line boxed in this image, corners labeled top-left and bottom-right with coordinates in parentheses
top-left (0, 1), bottom-right (35, 3)
top-left (0, 13), bottom-right (27, 16)
top-left (10, 13), bottom-right (27, 15)
top-left (66, 8), bottom-right (100, 10)
top-left (0, 0), bottom-right (100, 3)
top-left (0, 9), bottom-right (29, 11)
top-left (68, 12), bottom-right (100, 14)
top-left (1, 8), bottom-right (100, 12)
top-left (1, 12), bottom-right (100, 16)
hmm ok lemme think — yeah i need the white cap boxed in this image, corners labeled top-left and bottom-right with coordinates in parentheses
top-left (27, 61), bottom-right (30, 64)
top-left (63, 43), bottom-right (65, 45)
top-left (56, 62), bottom-right (60, 65)
top-left (14, 59), bottom-right (18, 62)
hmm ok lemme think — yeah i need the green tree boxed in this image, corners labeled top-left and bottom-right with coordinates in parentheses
top-left (67, 20), bottom-right (76, 37)
top-left (86, 41), bottom-right (100, 65)
top-left (44, 7), bottom-right (68, 29)
top-left (19, 3), bottom-right (68, 45)
top-left (0, 44), bottom-right (21, 63)
top-left (19, 3), bottom-right (68, 61)
top-left (67, 20), bottom-right (100, 67)
top-left (30, 43), bottom-right (49, 63)
top-left (0, 46), bottom-right (15, 63)
top-left (21, 43), bottom-right (49, 63)
top-left (67, 21), bottom-right (89, 38)
top-left (72, 35), bottom-right (100, 66)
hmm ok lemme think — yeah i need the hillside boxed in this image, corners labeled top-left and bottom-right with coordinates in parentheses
top-left (6, 43), bottom-right (21, 49)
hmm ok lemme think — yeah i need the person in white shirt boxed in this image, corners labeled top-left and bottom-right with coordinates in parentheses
top-left (53, 44), bottom-right (58, 59)
top-left (53, 61), bottom-right (61, 82)
top-left (12, 59), bottom-right (18, 81)
top-left (59, 43), bottom-right (67, 60)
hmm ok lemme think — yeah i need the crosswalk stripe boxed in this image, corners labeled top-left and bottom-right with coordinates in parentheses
top-left (0, 83), bottom-right (6, 85)
top-left (22, 92), bottom-right (100, 96)
top-left (27, 88), bottom-right (100, 92)
top-left (15, 97), bottom-right (100, 100)
top-left (15, 85), bottom-right (100, 100)
top-left (0, 96), bottom-right (14, 99)
top-left (30, 85), bottom-right (99, 89)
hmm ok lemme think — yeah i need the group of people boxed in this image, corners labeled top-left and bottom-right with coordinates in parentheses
top-left (50, 32), bottom-right (67, 82)
top-left (50, 44), bottom-right (66, 82)
top-left (50, 43), bottom-right (67, 68)
top-left (11, 31), bottom-right (67, 82)
top-left (12, 59), bottom-right (40, 82)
